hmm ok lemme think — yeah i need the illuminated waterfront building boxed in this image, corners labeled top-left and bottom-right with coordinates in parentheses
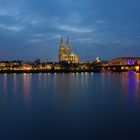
top-left (96, 57), bottom-right (101, 63)
top-left (59, 37), bottom-right (79, 63)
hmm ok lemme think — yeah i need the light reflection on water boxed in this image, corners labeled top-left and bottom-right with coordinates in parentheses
top-left (3, 74), bottom-right (7, 95)
top-left (0, 73), bottom-right (140, 105)
top-left (22, 74), bottom-right (31, 108)
top-left (13, 74), bottom-right (17, 95)
top-left (0, 73), bottom-right (140, 106)
top-left (0, 73), bottom-right (140, 139)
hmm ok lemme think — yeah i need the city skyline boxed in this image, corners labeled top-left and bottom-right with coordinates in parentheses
top-left (0, 0), bottom-right (140, 61)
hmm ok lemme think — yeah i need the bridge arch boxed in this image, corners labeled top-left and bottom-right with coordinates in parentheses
top-left (109, 57), bottom-right (140, 65)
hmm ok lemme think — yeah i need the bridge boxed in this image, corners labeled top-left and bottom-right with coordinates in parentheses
top-left (99, 57), bottom-right (140, 73)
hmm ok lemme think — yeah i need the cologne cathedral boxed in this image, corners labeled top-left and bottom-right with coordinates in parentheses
top-left (59, 37), bottom-right (79, 63)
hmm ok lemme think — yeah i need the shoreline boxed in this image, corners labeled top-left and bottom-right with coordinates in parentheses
top-left (0, 69), bottom-right (139, 74)
top-left (0, 69), bottom-right (100, 74)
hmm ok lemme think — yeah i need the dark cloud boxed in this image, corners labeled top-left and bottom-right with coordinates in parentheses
top-left (0, 0), bottom-right (140, 61)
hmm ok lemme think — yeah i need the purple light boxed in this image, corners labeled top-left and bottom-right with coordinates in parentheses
top-left (128, 71), bottom-right (136, 74)
top-left (127, 60), bottom-right (136, 65)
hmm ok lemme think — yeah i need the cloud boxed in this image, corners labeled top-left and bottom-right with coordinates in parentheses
top-left (75, 38), bottom-right (96, 44)
top-left (0, 9), bottom-right (22, 17)
top-left (0, 24), bottom-right (24, 32)
top-left (48, 34), bottom-right (62, 39)
top-left (96, 19), bottom-right (106, 24)
top-left (33, 33), bottom-right (44, 37)
top-left (20, 15), bottom-right (45, 26)
top-left (29, 39), bottom-right (44, 43)
top-left (0, 0), bottom-right (140, 60)
top-left (57, 25), bottom-right (94, 33)
top-left (0, 0), bottom-right (24, 17)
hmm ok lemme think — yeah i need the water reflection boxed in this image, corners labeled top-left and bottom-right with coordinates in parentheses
top-left (127, 73), bottom-right (140, 105)
top-left (51, 73), bottom-right (92, 110)
top-left (0, 73), bottom-right (140, 140)
top-left (135, 73), bottom-right (140, 82)
top-left (3, 74), bottom-right (7, 95)
top-left (13, 74), bottom-right (17, 95)
top-left (23, 74), bottom-right (31, 108)
top-left (38, 73), bottom-right (42, 89)
top-left (53, 73), bottom-right (76, 108)
top-left (1, 73), bottom-right (140, 111)
top-left (119, 73), bottom-right (140, 105)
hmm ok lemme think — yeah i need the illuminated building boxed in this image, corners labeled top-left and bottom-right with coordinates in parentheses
top-left (59, 37), bottom-right (79, 63)
top-left (96, 57), bottom-right (101, 63)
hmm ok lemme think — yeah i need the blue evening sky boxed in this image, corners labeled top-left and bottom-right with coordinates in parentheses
top-left (0, 0), bottom-right (140, 61)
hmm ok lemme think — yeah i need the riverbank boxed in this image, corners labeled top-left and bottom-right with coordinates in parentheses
top-left (0, 69), bottom-right (139, 73)
top-left (0, 69), bottom-right (101, 74)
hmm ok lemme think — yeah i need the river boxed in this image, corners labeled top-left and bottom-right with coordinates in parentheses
top-left (0, 73), bottom-right (140, 140)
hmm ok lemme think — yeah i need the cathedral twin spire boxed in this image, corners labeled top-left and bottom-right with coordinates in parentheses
top-left (59, 37), bottom-right (71, 55)
top-left (60, 37), bottom-right (64, 47)
top-left (59, 37), bottom-right (79, 63)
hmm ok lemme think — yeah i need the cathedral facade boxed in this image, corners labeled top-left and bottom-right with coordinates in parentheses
top-left (59, 37), bottom-right (79, 63)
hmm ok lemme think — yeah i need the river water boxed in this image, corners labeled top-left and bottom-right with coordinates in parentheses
top-left (0, 73), bottom-right (140, 140)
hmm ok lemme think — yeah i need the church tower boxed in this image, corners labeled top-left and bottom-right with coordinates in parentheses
top-left (65, 37), bottom-right (71, 55)
top-left (59, 37), bottom-right (65, 61)
top-left (58, 37), bottom-right (79, 63)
